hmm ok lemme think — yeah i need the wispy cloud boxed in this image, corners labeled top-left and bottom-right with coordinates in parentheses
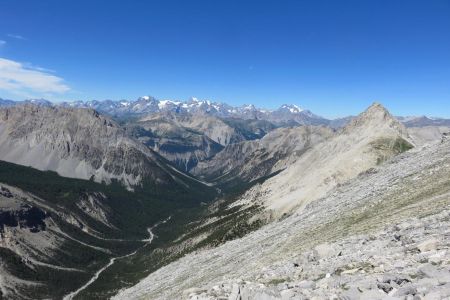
top-left (22, 62), bottom-right (56, 73)
top-left (0, 58), bottom-right (70, 95)
top-left (7, 34), bottom-right (26, 40)
top-left (0, 40), bottom-right (6, 46)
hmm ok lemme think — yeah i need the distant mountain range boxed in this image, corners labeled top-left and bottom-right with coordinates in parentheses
top-left (59, 96), bottom-right (332, 126)
top-left (0, 96), bottom-right (332, 126)
top-left (397, 115), bottom-right (450, 127)
top-left (0, 98), bottom-right (54, 107)
top-left (1, 96), bottom-right (450, 129)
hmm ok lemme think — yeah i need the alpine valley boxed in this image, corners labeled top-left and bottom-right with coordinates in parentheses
top-left (0, 97), bottom-right (449, 300)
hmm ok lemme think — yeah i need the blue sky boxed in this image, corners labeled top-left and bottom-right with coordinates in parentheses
top-left (0, 0), bottom-right (449, 118)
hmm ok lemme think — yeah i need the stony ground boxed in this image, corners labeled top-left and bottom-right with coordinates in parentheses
top-left (115, 137), bottom-right (450, 300)
top-left (186, 209), bottom-right (450, 300)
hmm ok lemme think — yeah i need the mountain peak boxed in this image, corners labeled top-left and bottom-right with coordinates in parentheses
top-left (279, 104), bottom-right (303, 113)
top-left (366, 101), bottom-right (388, 113)
top-left (358, 102), bottom-right (392, 122)
top-left (344, 102), bottom-right (409, 137)
top-left (137, 95), bottom-right (158, 103)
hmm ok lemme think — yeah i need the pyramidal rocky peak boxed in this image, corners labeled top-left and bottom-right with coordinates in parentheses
top-left (344, 102), bottom-right (408, 133)
top-left (340, 102), bottom-right (412, 145)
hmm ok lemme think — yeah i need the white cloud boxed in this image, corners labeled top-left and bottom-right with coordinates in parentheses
top-left (0, 40), bottom-right (6, 46)
top-left (7, 34), bottom-right (26, 40)
top-left (0, 58), bottom-right (70, 94)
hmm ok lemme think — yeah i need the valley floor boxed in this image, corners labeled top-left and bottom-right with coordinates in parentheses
top-left (114, 139), bottom-right (450, 300)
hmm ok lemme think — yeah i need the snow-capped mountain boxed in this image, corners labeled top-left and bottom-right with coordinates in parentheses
top-left (280, 104), bottom-right (303, 113)
top-left (266, 104), bottom-right (330, 125)
top-left (57, 96), bottom-right (331, 125)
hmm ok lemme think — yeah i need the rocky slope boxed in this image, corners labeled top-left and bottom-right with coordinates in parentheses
top-left (114, 126), bottom-right (450, 300)
top-left (182, 210), bottom-right (450, 300)
top-left (0, 104), bottom-right (201, 188)
top-left (192, 126), bottom-right (334, 186)
top-left (407, 126), bottom-right (450, 146)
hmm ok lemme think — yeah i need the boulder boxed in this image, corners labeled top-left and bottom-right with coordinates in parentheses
top-left (313, 243), bottom-right (335, 259)
top-left (392, 283), bottom-right (417, 297)
top-left (183, 288), bottom-right (207, 299)
top-left (417, 238), bottom-right (439, 252)
top-left (228, 284), bottom-right (240, 300)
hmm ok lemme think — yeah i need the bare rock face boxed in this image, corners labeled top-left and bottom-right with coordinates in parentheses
top-left (0, 105), bottom-right (177, 187)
